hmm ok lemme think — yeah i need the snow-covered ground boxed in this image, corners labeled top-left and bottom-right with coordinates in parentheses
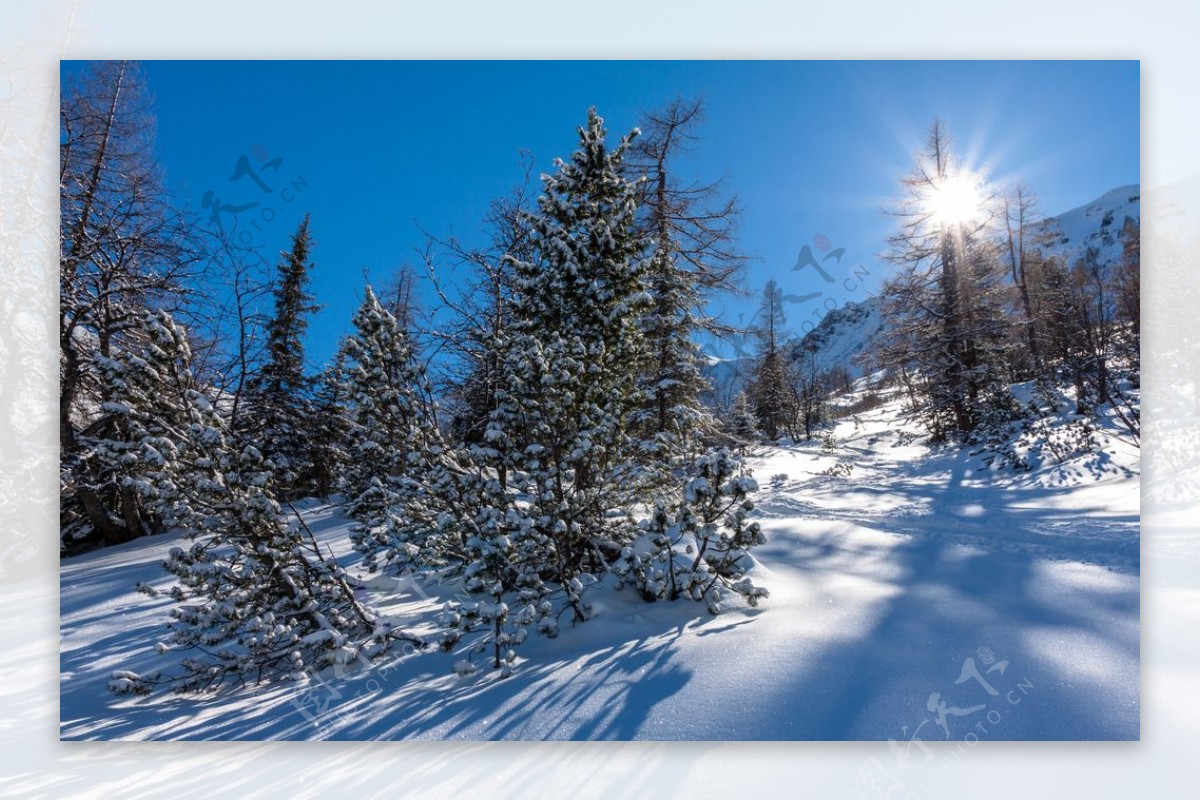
top-left (60, 396), bottom-right (1139, 741)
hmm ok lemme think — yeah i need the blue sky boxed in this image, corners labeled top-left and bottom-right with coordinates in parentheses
top-left (63, 60), bottom-right (1140, 367)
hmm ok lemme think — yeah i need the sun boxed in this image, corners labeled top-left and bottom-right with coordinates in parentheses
top-left (926, 172), bottom-right (984, 227)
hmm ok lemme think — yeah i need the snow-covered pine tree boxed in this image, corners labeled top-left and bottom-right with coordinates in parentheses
top-left (634, 240), bottom-right (712, 466)
top-left (242, 216), bottom-right (320, 498)
top-left (307, 343), bottom-right (354, 500)
top-left (341, 286), bottom-right (452, 574)
top-left (746, 279), bottom-right (796, 440)
top-left (465, 108), bottom-right (653, 636)
top-left (726, 390), bottom-right (761, 448)
top-left (613, 448), bottom-right (768, 614)
top-left (99, 310), bottom-right (416, 695)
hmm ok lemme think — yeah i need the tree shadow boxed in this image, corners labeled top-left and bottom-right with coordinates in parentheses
top-left (748, 447), bottom-right (1140, 740)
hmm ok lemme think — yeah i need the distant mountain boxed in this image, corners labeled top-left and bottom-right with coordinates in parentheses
top-left (785, 296), bottom-right (886, 377)
top-left (702, 298), bottom-right (887, 406)
top-left (1035, 184), bottom-right (1140, 272)
top-left (703, 184), bottom-right (1140, 406)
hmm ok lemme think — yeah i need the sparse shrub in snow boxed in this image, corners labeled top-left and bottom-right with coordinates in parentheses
top-left (975, 380), bottom-right (1108, 472)
top-left (614, 448), bottom-right (768, 614)
top-left (821, 461), bottom-right (853, 478)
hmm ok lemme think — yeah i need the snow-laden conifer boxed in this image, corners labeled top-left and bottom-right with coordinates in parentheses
top-left (99, 310), bottom-right (417, 694)
top-left (614, 448), bottom-right (769, 614)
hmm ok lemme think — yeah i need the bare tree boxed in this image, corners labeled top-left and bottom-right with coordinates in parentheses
top-left (420, 151), bottom-right (538, 444)
top-left (624, 97), bottom-right (749, 447)
top-left (59, 60), bottom-right (200, 545)
top-left (1001, 183), bottom-right (1052, 374)
top-left (876, 120), bottom-right (1013, 440)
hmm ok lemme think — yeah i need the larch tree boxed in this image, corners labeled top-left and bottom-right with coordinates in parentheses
top-left (1001, 183), bottom-right (1051, 377)
top-left (422, 154), bottom-right (538, 447)
top-left (625, 97), bottom-right (747, 457)
top-left (877, 120), bottom-right (1016, 441)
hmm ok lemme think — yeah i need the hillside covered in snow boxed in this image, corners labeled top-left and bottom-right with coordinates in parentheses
top-left (60, 383), bottom-right (1139, 742)
top-left (1035, 184), bottom-right (1140, 272)
top-left (55, 60), bottom-right (1142, 754)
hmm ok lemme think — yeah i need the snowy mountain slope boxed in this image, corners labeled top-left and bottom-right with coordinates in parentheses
top-left (786, 296), bottom-right (886, 378)
top-left (1034, 184), bottom-right (1140, 271)
top-left (700, 299), bottom-right (886, 405)
top-left (59, 389), bottom-right (1139, 742)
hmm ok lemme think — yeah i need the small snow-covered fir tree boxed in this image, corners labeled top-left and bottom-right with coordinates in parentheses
top-left (726, 390), bottom-right (761, 449)
top-left (746, 279), bottom-right (795, 440)
top-left (614, 448), bottom-right (768, 614)
top-left (341, 286), bottom-right (453, 573)
top-left (306, 343), bottom-right (354, 500)
top-left (99, 310), bottom-right (417, 695)
top-left (634, 241), bottom-right (713, 466)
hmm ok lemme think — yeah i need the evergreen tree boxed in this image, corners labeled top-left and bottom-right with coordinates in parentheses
top-left (746, 280), bottom-right (794, 440)
top-left (614, 448), bottom-right (769, 613)
top-left (341, 287), bottom-right (449, 573)
top-left (307, 343), bottom-right (354, 500)
top-left (463, 108), bottom-right (653, 641)
top-left (244, 216), bottom-right (320, 497)
top-left (726, 390), bottom-right (761, 448)
top-left (635, 241), bottom-right (711, 461)
top-left (99, 311), bottom-right (417, 695)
